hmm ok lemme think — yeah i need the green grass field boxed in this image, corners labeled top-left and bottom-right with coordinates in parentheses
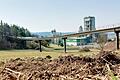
top-left (0, 50), bottom-right (98, 61)
top-left (0, 44), bottom-right (101, 61)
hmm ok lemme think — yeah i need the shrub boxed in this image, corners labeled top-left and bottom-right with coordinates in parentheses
top-left (46, 55), bottom-right (52, 59)
top-left (79, 47), bottom-right (90, 52)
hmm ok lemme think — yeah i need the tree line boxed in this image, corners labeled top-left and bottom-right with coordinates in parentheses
top-left (0, 20), bottom-right (32, 49)
top-left (0, 20), bottom-right (50, 50)
top-left (0, 20), bottom-right (31, 38)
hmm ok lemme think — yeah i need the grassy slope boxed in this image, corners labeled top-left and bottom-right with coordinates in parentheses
top-left (0, 44), bottom-right (100, 61)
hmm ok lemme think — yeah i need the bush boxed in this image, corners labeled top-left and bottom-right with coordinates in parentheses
top-left (0, 39), bottom-right (11, 49)
top-left (41, 40), bottom-right (50, 47)
top-left (26, 40), bottom-right (50, 49)
top-left (46, 55), bottom-right (52, 59)
top-left (26, 41), bottom-right (38, 49)
top-left (79, 47), bottom-right (90, 52)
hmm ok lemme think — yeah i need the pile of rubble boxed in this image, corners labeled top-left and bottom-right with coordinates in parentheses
top-left (0, 51), bottom-right (120, 80)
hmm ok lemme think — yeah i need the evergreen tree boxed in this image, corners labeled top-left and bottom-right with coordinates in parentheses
top-left (0, 20), bottom-right (32, 49)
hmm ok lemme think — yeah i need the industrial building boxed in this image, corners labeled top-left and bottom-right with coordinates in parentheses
top-left (84, 16), bottom-right (96, 31)
top-left (66, 37), bottom-right (91, 46)
top-left (66, 16), bottom-right (96, 46)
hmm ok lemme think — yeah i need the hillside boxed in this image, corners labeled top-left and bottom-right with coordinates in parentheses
top-left (32, 32), bottom-right (74, 37)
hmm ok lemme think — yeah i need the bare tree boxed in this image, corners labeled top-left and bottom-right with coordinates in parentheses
top-left (97, 33), bottom-right (107, 51)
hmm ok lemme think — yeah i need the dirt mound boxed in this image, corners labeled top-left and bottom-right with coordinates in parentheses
top-left (0, 51), bottom-right (120, 80)
top-left (96, 51), bottom-right (120, 65)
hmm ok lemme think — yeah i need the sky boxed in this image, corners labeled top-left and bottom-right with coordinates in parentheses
top-left (0, 0), bottom-right (120, 32)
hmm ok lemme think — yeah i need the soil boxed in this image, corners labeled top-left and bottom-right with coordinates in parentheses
top-left (0, 51), bottom-right (120, 80)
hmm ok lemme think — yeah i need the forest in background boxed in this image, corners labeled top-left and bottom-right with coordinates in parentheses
top-left (0, 20), bottom-right (36, 49)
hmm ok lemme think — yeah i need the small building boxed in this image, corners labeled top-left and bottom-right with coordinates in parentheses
top-left (66, 37), bottom-right (92, 46)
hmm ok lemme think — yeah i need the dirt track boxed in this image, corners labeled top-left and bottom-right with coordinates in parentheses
top-left (0, 51), bottom-right (120, 80)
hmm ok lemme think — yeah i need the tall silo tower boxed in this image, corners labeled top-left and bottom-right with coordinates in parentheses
top-left (84, 16), bottom-right (95, 31)
top-left (84, 16), bottom-right (96, 42)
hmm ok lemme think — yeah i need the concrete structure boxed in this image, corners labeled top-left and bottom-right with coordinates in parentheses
top-left (107, 32), bottom-right (116, 40)
top-left (78, 26), bottom-right (83, 33)
top-left (84, 16), bottom-right (95, 31)
top-left (8, 26), bottom-right (120, 53)
top-left (84, 16), bottom-right (96, 42)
